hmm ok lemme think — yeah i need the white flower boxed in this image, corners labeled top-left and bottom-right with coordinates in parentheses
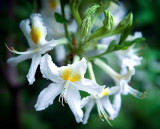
top-left (7, 13), bottom-right (57, 85)
top-left (94, 58), bottom-right (145, 118)
top-left (116, 32), bottom-right (143, 69)
top-left (81, 86), bottom-right (120, 124)
top-left (35, 54), bottom-right (104, 123)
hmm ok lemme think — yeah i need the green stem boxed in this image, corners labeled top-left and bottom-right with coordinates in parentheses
top-left (94, 58), bottom-right (121, 81)
top-left (73, 55), bottom-right (80, 63)
top-left (60, 0), bottom-right (70, 40)
top-left (56, 38), bottom-right (68, 46)
top-left (87, 61), bottom-right (96, 82)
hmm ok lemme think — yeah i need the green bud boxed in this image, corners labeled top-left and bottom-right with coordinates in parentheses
top-left (112, 12), bottom-right (133, 34)
top-left (83, 4), bottom-right (100, 18)
top-left (79, 16), bottom-right (91, 39)
top-left (103, 10), bottom-right (114, 32)
top-left (87, 11), bottom-right (114, 41)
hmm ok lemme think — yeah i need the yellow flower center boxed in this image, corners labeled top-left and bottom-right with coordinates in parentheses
top-left (30, 26), bottom-right (42, 45)
top-left (102, 88), bottom-right (109, 96)
top-left (60, 67), bottom-right (81, 82)
top-left (49, 0), bottom-right (57, 10)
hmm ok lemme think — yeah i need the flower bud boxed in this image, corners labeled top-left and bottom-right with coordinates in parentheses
top-left (112, 12), bottom-right (133, 34)
top-left (79, 16), bottom-right (91, 39)
top-left (83, 4), bottom-right (100, 18)
top-left (103, 10), bottom-right (114, 32)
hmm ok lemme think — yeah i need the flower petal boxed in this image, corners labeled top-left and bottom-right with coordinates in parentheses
top-left (7, 54), bottom-right (32, 66)
top-left (39, 39), bottom-right (57, 54)
top-left (108, 86), bottom-right (121, 95)
top-left (27, 53), bottom-right (41, 85)
top-left (20, 19), bottom-right (37, 48)
top-left (59, 58), bottom-right (87, 80)
top-left (73, 78), bottom-right (105, 96)
top-left (112, 94), bottom-right (121, 119)
top-left (81, 96), bottom-right (90, 108)
top-left (71, 58), bottom-right (87, 77)
top-left (35, 82), bottom-right (63, 111)
top-left (83, 98), bottom-right (95, 124)
top-left (30, 13), bottom-right (47, 45)
top-left (65, 86), bottom-right (83, 123)
top-left (40, 54), bottom-right (62, 82)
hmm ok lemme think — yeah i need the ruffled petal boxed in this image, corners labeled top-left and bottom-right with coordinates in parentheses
top-left (35, 83), bottom-right (63, 111)
top-left (27, 53), bottom-right (41, 85)
top-left (59, 58), bottom-right (87, 80)
top-left (40, 54), bottom-right (62, 82)
top-left (19, 19), bottom-right (37, 48)
top-left (72, 78), bottom-right (105, 96)
top-left (65, 86), bottom-right (83, 123)
top-left (83, 98), bottom-right (95, 124)
top-left (39, 39), bottom-right (57, 54)
top-left (30, 13), bottom-right (47, 45)
top-left (7, 54), bottom-right (32, 66)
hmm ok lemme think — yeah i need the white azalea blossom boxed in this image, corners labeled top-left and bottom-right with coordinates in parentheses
top-left (116, 32), bottom-right (143, 69)
top-left (81, 86), bottom-right (120, 124)
top-left (35, 54), bottom-right (105, 123)
top-left (94, 58), bottom-right (145, 117)
top-left (7, 13), bottom-right (57, 85)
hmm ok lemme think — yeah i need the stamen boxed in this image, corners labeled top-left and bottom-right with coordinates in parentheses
top-left (96, 99), bottom-right (112, 126)
top-left (128, 86), bottom-right (146, 99)
top-left (5, 43), bottom-right (40, 55)
top-left (61, 96), bottom-right (64, 106)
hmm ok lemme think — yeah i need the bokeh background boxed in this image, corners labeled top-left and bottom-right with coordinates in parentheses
top-left (0, 0), bottom-right (160, 129)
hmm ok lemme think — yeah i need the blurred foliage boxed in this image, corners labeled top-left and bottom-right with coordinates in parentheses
top-left (0, 0), bottom-right (160, 129)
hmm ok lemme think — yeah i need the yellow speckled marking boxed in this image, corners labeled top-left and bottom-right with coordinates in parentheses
top-left (30, 26), bottom-right (42, 45)
top-left (60, 67), bottom-right (81, 82)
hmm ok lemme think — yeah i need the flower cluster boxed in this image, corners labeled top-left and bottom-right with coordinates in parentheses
top-left (7, 0), bottom-right (145, 125)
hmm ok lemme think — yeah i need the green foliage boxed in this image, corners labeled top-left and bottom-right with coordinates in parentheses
top-left (54, 12), bottom-right (68, 24)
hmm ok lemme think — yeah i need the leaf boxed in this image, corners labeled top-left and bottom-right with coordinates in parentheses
top-left (124, 37), bottom-right (145, 46)
top-left (119, 21), bottom-right (137, 45)
top-left (54, 12), bottom-right (68, 24)
top-left (106, 40), bottom-right (116, 53)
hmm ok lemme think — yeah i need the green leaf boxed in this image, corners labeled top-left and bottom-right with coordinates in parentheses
top-left (124, 37), bottom-right (146, 46)
top-left (54, 12), bottom-right (68, 24)
top-left (106, 40), bottom-right (117, 53)
top-left (119, 21), bottom-right (137, 45)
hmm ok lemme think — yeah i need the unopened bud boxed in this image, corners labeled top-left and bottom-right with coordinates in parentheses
top-left (79, 16), bottom-right (91, 39)
top-left (113, 12), bottom-right (133, 34)
top-left (103, 10), bottom-right (114, 32)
